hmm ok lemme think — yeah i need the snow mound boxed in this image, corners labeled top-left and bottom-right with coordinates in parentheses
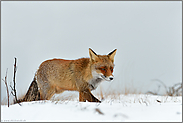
top-left (1, 94), bottom-right (182, 122)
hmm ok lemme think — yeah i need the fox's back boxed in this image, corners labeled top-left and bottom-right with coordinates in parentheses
top-left (37, 59), bottom-right (73, 81)
top-left (36, 58), bottom-right (91, 91)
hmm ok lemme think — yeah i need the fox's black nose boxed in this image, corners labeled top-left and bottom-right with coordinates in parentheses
top-left (109, 77), bottom-right (113, 80)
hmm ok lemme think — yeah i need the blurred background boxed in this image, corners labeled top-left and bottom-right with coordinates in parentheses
top-left (1, 1), bottom-right (182, 103)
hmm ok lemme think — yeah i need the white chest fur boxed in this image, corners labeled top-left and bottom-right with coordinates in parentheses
top-left (89, 77), bottom-right (104, 90)
top-left (89, 71), bottom-right (104, 90)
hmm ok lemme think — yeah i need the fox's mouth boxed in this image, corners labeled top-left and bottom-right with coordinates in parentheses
top-left (101, 75), bottom-right (111, 81)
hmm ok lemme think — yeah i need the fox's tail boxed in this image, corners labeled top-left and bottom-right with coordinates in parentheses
top-left (16, 77), bottom-right (40, 103)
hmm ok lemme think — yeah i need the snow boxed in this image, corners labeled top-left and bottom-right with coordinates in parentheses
top-left (1, 94), bottom-right (182, 122)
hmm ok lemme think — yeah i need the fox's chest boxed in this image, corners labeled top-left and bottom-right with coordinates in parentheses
top-left (89, 77), bottom-right (104, 91)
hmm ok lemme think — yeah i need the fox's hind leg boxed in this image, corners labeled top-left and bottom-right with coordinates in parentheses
top-left (39, 89), bottom-right (55, 100)
top-left (37, 79), bottom-right (56, 100)
top-left (39, 85), bottom-right (56, 100)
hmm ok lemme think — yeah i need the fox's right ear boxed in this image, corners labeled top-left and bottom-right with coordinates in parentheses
top-left (89, 48), bottom-right (98, 62)
top-left (108, 49), bottom-right (117, 63)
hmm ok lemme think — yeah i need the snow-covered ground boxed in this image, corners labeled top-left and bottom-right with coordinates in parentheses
top-left (1, 94), bottom-right (182, 122)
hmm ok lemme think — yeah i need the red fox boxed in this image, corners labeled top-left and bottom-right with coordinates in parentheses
top-left (19, 48), bottom-right (117, 103)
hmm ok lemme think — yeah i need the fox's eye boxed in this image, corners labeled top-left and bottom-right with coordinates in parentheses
top-left (101, 68), bottom-right (105, 71)
top-left (102, 68), bottom-right (105, 71)
top-left (110, 67), bottom-right (113, 72)
top-left (100, 67), bottom-right (106, 72)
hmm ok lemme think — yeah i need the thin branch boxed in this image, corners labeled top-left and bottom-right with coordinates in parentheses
top-left (150, 79), bottom-right (182, 96)
top-left (13, 57), bottom-right (18, 102)
top-left (11, 91), bottom-right (15, 96)
top-left (10, 57), bottom-right (21, 106)
top-left (10, 85), bottom-right (14, 91)
top-left (2, 68), bottom-right (9, 107)
top-left (151, 79), bottom-right (168, 92)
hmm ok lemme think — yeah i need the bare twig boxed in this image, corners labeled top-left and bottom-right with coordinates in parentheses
top-left (2, 68), bottom-right (9, 107)
top-left (10, 57), bottom-right (21, 106)
top-left (147, 79), bottom-right (182, 96)
top-left (13, 57), bottom-right (18, 102)
top-left (10, 85), bottom-right (13, 91)
top-left (173, 83), bottom-right (182, 96)
top-left (151, 79), bottom-right (168, 93)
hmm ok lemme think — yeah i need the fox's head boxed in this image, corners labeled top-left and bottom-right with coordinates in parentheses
top-left (89, 48), bottom-right (117, 82)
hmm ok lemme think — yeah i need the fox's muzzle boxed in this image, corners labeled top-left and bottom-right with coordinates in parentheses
top-left (101, 75), bottom-right (114, 81)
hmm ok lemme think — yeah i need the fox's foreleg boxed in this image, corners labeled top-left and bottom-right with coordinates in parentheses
top-left (79, 90), bottom-right (101, 103)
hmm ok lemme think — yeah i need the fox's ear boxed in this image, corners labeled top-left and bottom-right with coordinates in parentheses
top-left (108, 49), bottom-right (117, 62)
top-left (89, 48), bottom-right (98, 62)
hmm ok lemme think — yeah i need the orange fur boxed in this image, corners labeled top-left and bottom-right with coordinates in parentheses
top-left (35, 48), bottom-right (117, 102)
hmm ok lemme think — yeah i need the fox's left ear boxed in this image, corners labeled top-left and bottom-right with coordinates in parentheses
top-left (89, 48), bottom-right (98, 62)
top-left (108, 49), bottom-right (117, 62)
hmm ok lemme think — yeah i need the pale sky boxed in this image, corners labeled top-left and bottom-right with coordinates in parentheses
top-left (1, 1), bottom-right (182, 102)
